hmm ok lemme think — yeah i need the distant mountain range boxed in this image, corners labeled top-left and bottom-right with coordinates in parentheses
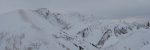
top-left (0, 8), bottom-right (150, 50)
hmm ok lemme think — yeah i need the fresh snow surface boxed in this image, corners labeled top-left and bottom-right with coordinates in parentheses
top-left (0, 8), bottom-right (150, 50)
top-left (140, 44), bottom-right (150, 50)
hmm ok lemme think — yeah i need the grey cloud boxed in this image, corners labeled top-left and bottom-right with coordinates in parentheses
top-left (0, 0), bottom-right (150, 16)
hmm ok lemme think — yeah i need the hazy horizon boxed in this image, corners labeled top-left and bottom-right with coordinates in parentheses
top-left (0, 0), bottom-right (150, 16)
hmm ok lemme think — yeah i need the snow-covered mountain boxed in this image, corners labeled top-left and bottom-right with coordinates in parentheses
top-left (0, 8), bottom-right (150, 50)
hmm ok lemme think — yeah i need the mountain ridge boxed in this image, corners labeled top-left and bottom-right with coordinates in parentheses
top-left (0, 8), bottom-right (150, 50)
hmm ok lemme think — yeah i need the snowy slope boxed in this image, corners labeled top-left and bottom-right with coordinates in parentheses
top-left (0, 9), bottom-right (64, 50)
top-left (140, 44), bottom-right (150, 50)
top-left (0, 8), bottom-right (150, 50)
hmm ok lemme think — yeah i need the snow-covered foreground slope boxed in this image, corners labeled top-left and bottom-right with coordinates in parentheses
top-left (0, 8), bottom-right (150, 50)
top-left (0, 9), bottom-right (64, 50)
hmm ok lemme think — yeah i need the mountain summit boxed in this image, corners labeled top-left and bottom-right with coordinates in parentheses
top-left (0, 8), bottom-right (150, 50)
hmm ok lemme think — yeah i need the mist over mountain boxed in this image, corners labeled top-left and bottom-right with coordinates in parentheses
top-left (0, 8), bottom-right (150, 50)
top-left (1, 0), bottom-right (150, 16)
top-left (0, 0), bottom-right (150, 50)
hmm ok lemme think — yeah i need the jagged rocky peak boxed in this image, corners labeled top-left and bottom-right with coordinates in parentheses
top-left (34, 8), bottom-right (50, 17)
top-left (34, 8), bottom-right (61, 18)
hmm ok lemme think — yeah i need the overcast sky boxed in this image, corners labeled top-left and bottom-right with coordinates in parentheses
top-left (0, 0), bottom-right (150, 16)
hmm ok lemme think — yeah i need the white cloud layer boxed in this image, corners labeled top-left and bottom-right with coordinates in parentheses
top-left (0, 0), bottom-right (150, 16)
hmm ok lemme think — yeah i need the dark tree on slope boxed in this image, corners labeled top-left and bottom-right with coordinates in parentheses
top-left (79, 46), bottom-right (84, 50)
top-left (146, 21), bottom-right (150, 29)
top-left (77, 28), bottom-right (91, 38)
